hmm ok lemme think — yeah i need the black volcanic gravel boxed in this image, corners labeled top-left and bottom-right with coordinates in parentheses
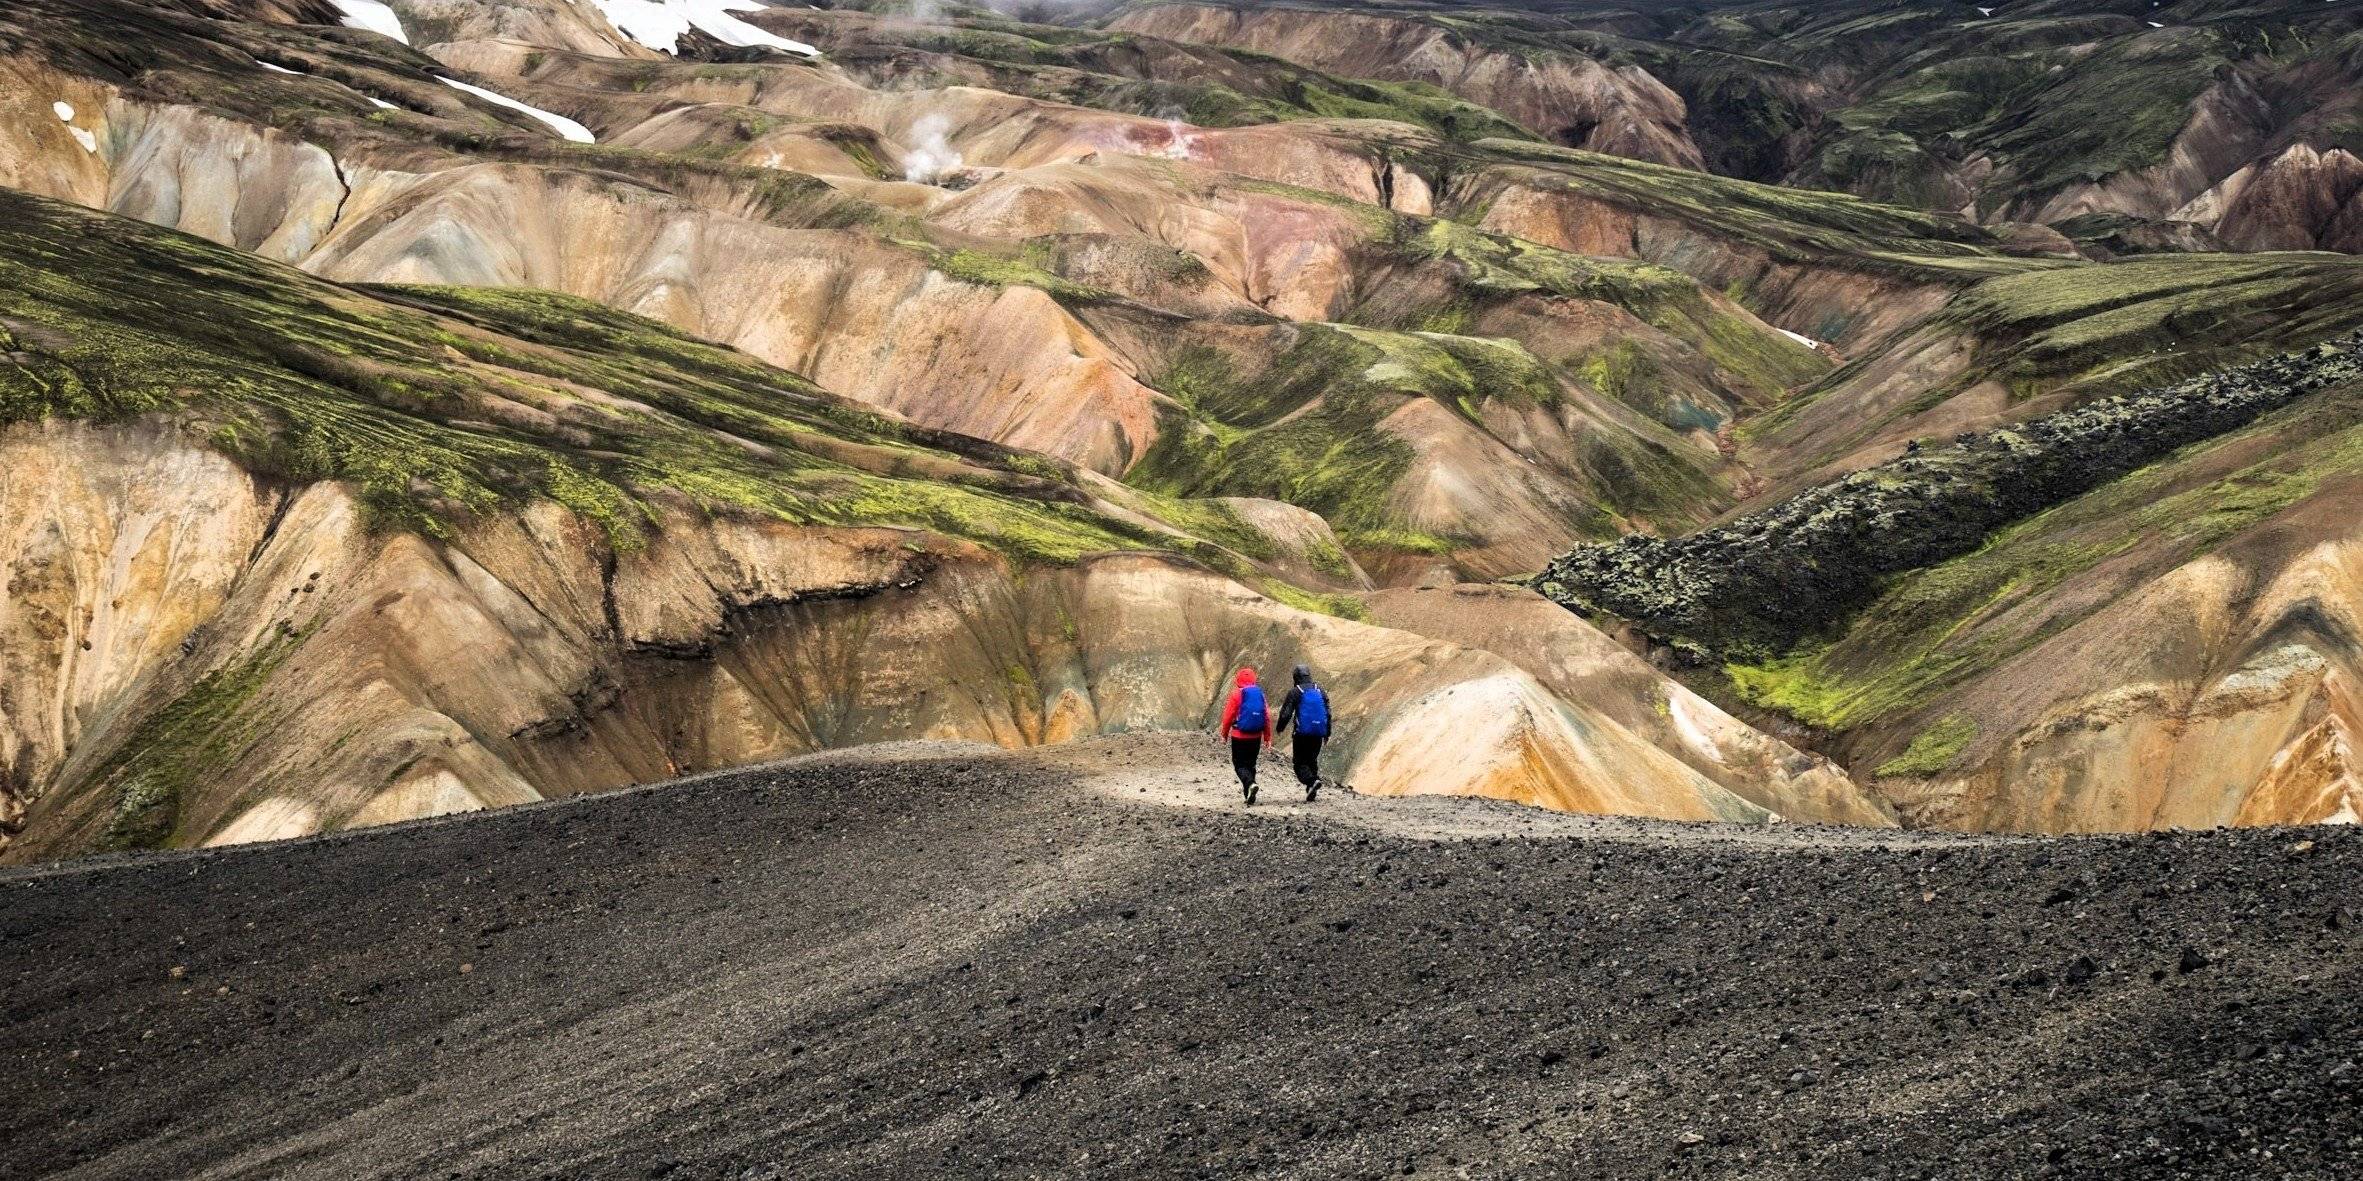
top-left (1, 740), bottom-right (2357, 1180)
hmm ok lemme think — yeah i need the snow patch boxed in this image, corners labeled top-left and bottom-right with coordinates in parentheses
top-left (438, 76), bottom-right (596, 143)
top-left (1776, 327), bottom-right (1823, 350)
top-left (333, 0), bottom-right (409, 43)
top-left (1663, 692), bottom-right (1725, 763)
top-left (52, 101), bottom-right (97, 153)
top-left (585, 0), bottom-right (820, 58)
top-left (258, 60), bottom-right (305, 75)
top-left (367, 96), bottom-right (399, 110)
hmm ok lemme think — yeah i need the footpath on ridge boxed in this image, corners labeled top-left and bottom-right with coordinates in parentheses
top-left (1, 734), bottom-right (2356, 1179)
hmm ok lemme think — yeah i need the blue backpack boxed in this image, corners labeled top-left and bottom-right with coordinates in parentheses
top-left (1235, 683), bottom-right (1267, 733)
top-left (1296, 684), bottom-right (1330, 736)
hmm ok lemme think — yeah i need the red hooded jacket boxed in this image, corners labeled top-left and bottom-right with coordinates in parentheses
top-left (1219, 668), bottom-right (1270, 745)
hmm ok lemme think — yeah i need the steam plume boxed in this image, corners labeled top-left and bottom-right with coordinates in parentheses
top-left (902, 113), bottom-right (963, 183)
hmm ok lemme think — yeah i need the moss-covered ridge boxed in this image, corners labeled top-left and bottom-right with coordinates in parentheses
top-left (1108, 0), bottom-right (2362, 225)
top-left (1, 0), bottom-right (883, 234)
top-left (1125, 318), bottom-right (1726, 555)
top-left (1384, 217), bottom-right (1818, 385)
top-left (1937, 253), bottom-right (2363, 391)
top-left (1743, 251), bottom-right (2363, 473)
top-left (1536, 330), bottom-right (2363, 660)
top-left (1727, 378), bottom-right (2363, 743)
top-left (1452, 140), bottom-right (2057, 285)
top-left (0, 188), bottom-right (1242, 566)
top-left (777, 5), bottom-right (1532, 144)
top-left (1126, 326), bottom-right (1427, 540)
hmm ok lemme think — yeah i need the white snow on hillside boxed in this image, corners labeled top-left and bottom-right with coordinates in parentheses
top-left (52, 101), bottom-right (98, 153)
top-left (437, 77), bottom-right (597, 143)
top-left (258, 61), bottom-right (305, 75)
top-left (586, 0), bottom-right (820, 58)
top-left (333, 0), bottom-right (409, 43)
top-left (1776, 327), bottom-right (1823, 350)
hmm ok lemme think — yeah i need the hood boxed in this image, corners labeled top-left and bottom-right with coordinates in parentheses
top-left (1292, 665), bottom-right (1310, 685)
top-left (1235, 668), bottom-right (1258, 687)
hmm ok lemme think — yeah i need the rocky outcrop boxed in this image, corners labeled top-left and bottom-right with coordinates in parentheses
top-left (1736, 249), bottom-right (2363, 503)
top-left (1658, 355), bottom-right (2363, 833)
top-left (1539, 334), bottom-right (2363, 657)
top-left (2052, 212), bottom-right (2228, 260)
top-left (0, 423), bottom-right (273, 836)
top-left (2181, 144), bottom-right (2363, 253)
top-left (1440, 155), bottom-right (1994, 350)
top-left (104, 102), bottom-right (353, 262)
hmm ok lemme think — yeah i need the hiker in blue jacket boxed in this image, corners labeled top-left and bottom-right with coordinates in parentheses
top-left (1273, 664), bottom-right (1333, 802)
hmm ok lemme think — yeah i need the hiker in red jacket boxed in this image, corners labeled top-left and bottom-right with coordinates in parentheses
top-left (1217, 667), bottom-right (1271, 805)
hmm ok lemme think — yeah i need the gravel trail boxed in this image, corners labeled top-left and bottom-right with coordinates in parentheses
top-left (2, 734), bottom-right (2357, 1179)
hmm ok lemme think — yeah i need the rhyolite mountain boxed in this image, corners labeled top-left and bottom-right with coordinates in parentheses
top-left (0, 0), bottom-right (2358, 855)
top-left (1111, 0), bottom-right (2363, 249)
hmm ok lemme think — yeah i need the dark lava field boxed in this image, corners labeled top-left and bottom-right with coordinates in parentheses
top-left (2, 735), bottom-right (2356, 1180)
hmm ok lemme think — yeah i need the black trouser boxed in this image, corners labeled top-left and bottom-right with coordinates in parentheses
top-left (1230, 736), bottom-right (1262, 788)
top-left (1292, 733), bottom-right (1325, 787)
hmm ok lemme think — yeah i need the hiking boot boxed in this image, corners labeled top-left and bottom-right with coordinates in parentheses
top-left (1305, 778), bottom-right (1321, 803)
top-left (1243, 782), bottom-right (1258, 806)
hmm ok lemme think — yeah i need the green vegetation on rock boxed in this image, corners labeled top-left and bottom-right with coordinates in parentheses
top-left (1542, 331), bottom-right (2363, 661)
top-left (1460, 140), bottom-right (2043, 285)
top-left (1875, 715), bottom-right (1979, 778)
top-left (910, 242), bottom-right (1116, 305)
top-left (1939, 254), bottom-right (2363, 394)
top-left (1130, 325), bottom-right (1424, 538)
top-left (92, 629), bottom-right (308, 851)
top-left (1720, 376), bottom-right (2363, 735)
top-left (0, 190), bottom-right (1208, 567)
top-left (800, 9), bottom-right (1534, 143)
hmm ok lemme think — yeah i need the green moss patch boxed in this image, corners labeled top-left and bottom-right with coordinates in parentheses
top-left (1722, 378), bottom-right (2363, 735)
top-left (0, 190), bottom-right (1188, 566)
top-left (92, 630), bottom-right (307, 851)
top-left (1875, 715), bottom-right (1979, 778)
top-left (1546, 332), bottom-right (2363, 662)
top-left (1462, 139), bottom-right (2042, 287)
top-left (912, 243), bottom-right (1115, 306)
